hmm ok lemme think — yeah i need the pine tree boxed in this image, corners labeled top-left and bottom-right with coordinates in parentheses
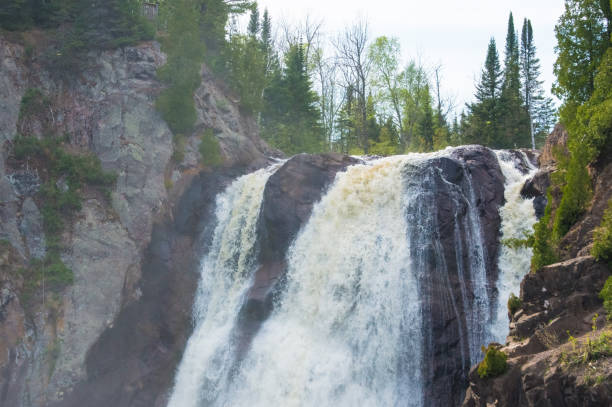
top-left (261, 9), bottom-right (272, 53)
top-left (553, 0), bottom-right (610, 107)
top-left (418, 85), bottom-right (435, 151)
top-left (467, 38), bottom-right (503, 147)
top-left (521, 18), bottom-right (556, 148)
top-left (503, 13), bottom-right (521, 93)
top-left (261, 44), bottom-right (323, 154)
top-left (247, 3), bottom-right (260, 38)
top-left (499, 12), bottom-right (530, 148)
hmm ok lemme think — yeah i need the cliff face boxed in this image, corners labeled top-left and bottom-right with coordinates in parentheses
top-left (462, 128), bottom-right (612, 407)
top-left (0, 36), bottom-right (273, 407)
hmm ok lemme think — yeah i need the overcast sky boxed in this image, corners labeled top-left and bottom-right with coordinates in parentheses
top-left (249, 0), bottom-right (566, 114)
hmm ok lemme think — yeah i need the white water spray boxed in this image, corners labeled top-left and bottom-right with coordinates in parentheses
top-left (167, 164), bottom-right (280, 407)
top-left (218, 155), bottom-right (423, 407)
top-left (491, 151), bottom-right (538, 342)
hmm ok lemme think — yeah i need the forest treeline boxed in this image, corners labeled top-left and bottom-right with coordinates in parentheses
top-left (1, 0), bottom-right (557, 155)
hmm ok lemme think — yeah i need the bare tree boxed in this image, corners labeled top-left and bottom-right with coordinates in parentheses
top-left (432, 64), bottom-right (457, 123)
top-left (312, 47), bottom-right (344, 150)
top-left (278, 14), bottom-right (324, 68)
top-left (334, 19), bottom-right (372, 153)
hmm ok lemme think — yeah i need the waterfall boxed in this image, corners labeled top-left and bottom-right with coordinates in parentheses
top-left (168, 148), bottom-right (537, 407)
top-left (219, 156), bottom-right (423, 407)
top-left (491, 151), bottom-right (538, 342)
top-left (167, 164), bottom-right (281, 407)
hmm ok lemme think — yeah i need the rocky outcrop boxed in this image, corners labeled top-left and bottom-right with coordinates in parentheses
top-left (0, 33), bottom-right (272, 407)
top-left (539, 124), bottom-right (568, 169)
top-left (462, 257), bottom-right (610, 407)
top-left (462, 131), bottom-right (612, 407)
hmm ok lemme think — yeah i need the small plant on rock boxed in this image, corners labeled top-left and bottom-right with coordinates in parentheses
top-left (600, 277), bottom-right (612, 320)
top-left (507, 293), bottom-right (522, 316)
top-left (477, 345), bottom-right (508, 379)
top-left (592, 199), bottom-right (612, 266)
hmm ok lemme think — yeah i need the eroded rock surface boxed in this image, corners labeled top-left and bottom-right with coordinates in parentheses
top-left (0, 34), bottom-right (272, 407)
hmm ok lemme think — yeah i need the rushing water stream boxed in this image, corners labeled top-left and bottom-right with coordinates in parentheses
top-left (168, 149), bottom-right (537, 407)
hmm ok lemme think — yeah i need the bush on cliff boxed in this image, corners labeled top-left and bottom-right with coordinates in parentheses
top-left (600, 278), bottom-right (612, 320)
top-left (531, 191), bottom-right (559, 271)
top-left (478, 345), bottom-right (508, 379)
top-left (507, 293), bottom-right (522, 315)
top-left (199, 129), bottom-right (223, 167)
top-left (593, 199), bottom-right (612, 266)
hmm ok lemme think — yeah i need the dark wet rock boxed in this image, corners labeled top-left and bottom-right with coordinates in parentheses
top-left (407, 146), bottom-right (506, 407)
top-left (521, 169), bottom-right (552, 218)
top-left (235, 153), bottom-right (361, 354)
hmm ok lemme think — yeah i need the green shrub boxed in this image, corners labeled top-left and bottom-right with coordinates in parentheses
top-left (478, 345), bottom-right (508, 379)
top-left (531, 191), bottom-right (558, 272)
top-left (19, 88), bottom-right (49, 120)
top-left (552, 144), bottom-right (592, 241)
top-left (507, 293), bottom-right (522, 316)
top-left (600, 277), bottom-right (612, 320)
top-left (592, 199), bottom-right (612, 266)
top-left (199, 129), bottom-right (222, 167)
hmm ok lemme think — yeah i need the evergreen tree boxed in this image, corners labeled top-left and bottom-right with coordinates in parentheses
top-left (502, 13), bottom-right (521, 93)
top-left (261, 9), bottom-right (272, 53)
top-left (365, 93), bottom-right (381, 148)
top-left (156, 0), bottom-right (205, 135)
top-left (247, 3), bottom-right (259, 37)
top-left (466, 38), bottom-right (503, 147)
top-left (499, 12), bottom-right (530, 148)
top-left (553, 0), bottom-right (610, 109)
top-left (521, 18), bottom-right (556, 148)
top-left (261, 44), bottom-right (323, 154)
top-left (418, 85), bottom-right (435, 151)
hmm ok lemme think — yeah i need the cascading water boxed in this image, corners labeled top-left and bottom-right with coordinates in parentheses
top-left (220, 156), bottom-right (423, 407)
top-left (167, 164), bottom-right (281, 407)
top-left (491, 151), bottom-right (538, 342)
top-left (168, 148), bottom-right (538, 407)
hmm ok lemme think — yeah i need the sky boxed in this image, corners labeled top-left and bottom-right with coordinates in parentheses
top-left (249, 0), bottom-right (566, 113)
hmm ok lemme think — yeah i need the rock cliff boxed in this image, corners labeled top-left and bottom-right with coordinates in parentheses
top-left (0, 35), bottom-right (274, 407)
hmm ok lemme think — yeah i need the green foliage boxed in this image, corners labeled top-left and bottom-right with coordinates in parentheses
top-left (12, 134), bottom-right (116, 296)
top-left (498, 12), bottom-right (531, 150)
top-left (477, 345), bottom-right (508, 379)
top-left (261, 44), bottom-right (323, 154)
top-left (553, 0), bottom-right (610, 105)
top-left (600, 276), bottom-right (612, 319)
top-left (225, 34), bottom-right (267, 113)
top-left (464, 38), bottom-right (503, 148)
top-left (531, 192), bottom-right (558, 271)
top-left (19, 88), bottom-right (49, 120)
top-left (156, 0), bottom-right (205, 135)
top-left (507, 293), bottom-right (523, 315)
top-left (562, 328), bottom-right (612, 366)
top-left (551, 45), bottom-right (612, 242)
top-left (199, 129), bottom-right (222, 167)
top-left (4, 0), bottom-right (156, 72)
top-left (593, 199), bottom-right (612, 265)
